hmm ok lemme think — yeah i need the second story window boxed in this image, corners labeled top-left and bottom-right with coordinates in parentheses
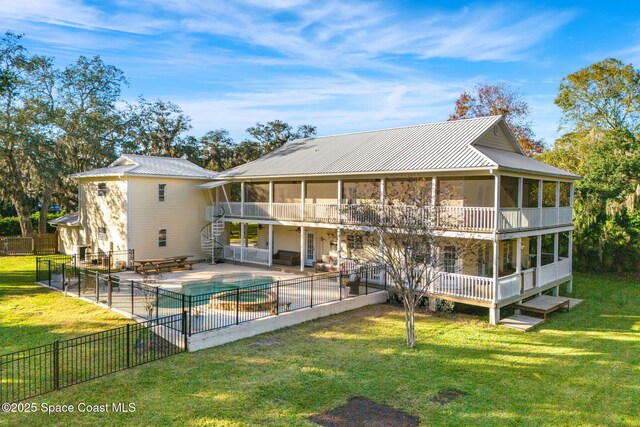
top-left (158, 184), bottom-right (166, 202)
top-left (97, 183), bottom-right (107, 197)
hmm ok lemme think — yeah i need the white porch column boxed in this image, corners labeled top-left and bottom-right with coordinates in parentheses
top-left (569, 182), bottom-right (575, 208)
top-left (538, 179), bottom-right (543, 226)
top-left (555, 181), bottom-right (560, 225)
top-left (516, 237), bottom-right (522, 295)
top-left (337, 179), bottom-right (342, 223)
top-left (240, 182), bottom-right (245, 218)
top-left (269, 181), bottom-right (274, 217)
top-left (336, 228), bottom-right (342, 268)
top-left (379, 178), bottom-right (385, 265)
top-left (268, 224), bottom-right (273, 266)
top-left (494, 174), bottom-right (501, 231)
top-left (301, 180), bottom-right (306, 221)
top-left (240, 223), bottom-right (245, 263)
top-left (492, 239), bottom-right (499, 303)
top-left (536, 233), bottom-right (542, 288)
top-left (517, 177), bottom-right (523, 229)
top-left (431, 177), bottom-right (437, 227)
top-left (567, 230), bottom-right (574, 293)
top-left (489, 306), bottom-right (500, 325)
top-left (300, 226), bottom-right (306, 272)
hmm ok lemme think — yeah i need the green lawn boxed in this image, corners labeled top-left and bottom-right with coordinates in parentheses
top-left (1, 257), bottom-right (639, 426)
top-left (0, 256), bottom-right (131, 354)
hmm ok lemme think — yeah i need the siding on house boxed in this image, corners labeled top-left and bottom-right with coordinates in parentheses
top-left (127, 176), bottom-right (209, 260)
top-left (473, 121), bottom-right (519, 153)
top-left (78, 177), bottom-right (128, 254)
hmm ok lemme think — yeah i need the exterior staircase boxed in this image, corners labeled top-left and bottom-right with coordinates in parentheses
top-left (201, 205), bottom-right (225, 264)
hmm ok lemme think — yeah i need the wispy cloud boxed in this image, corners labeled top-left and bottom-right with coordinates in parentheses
top-left (0, 0), bottom-right (578, 143)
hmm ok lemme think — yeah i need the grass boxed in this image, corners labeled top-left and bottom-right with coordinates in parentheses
top-left (1, 256), bottom-right (639, 426)
top-left (228, 223), bottom-right (258, 244)
top-left (0, 256), bottom-right (131, 354)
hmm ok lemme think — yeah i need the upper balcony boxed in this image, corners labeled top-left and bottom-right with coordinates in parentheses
top-left (208, 176), bottom-right (573, 233)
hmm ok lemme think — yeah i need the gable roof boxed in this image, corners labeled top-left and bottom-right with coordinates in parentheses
top-left (70, 154), bottom-right (217, 180)
top-left (48, 212), bottom-right (79, 227)
top-left (214, 116), bottom-right (577, 180)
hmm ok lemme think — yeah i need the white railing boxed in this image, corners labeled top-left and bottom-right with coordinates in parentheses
top-left (223, 245), bottom-right (270, 265)
top-left (243, 202), bottom-right (271, 219)
top-left (497, 272), bottom-right (521, 300)
top-left (559, 206), bottom-right (573, 225)
top-left (522, 268), bottom-right (535, 291)
top-left (210, 201), bottom-right (572, 232)
top-left (223, 245), bottom-right (241, 262)
top-left (431, 272), bottom-right (493, 301)
top-left (343, 204), bottom-right (381, 224)
top-left (557, 257), bottom-right (572, 278)
top-left (436, 207), bottom-right (495, 231)
top-left (304, 203), bottom-right (339, 222)
top-left (272, 203), bottom-right (302, 220)
top-left (542, 207), bottom-right (559, 227)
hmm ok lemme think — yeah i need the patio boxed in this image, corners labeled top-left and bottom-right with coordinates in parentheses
top-left (115, 261), bottom-right (305, 292)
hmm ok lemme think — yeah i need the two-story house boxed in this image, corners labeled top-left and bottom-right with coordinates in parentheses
top-left (50, 154), bottom-right (216, 261)
top-left (198, 115), bottom-right (578, 324)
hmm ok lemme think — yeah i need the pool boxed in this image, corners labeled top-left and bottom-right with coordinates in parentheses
top-left (180, 274), bottom-right (274, 297)
top-left (156, 274), bottom-right (276, 310)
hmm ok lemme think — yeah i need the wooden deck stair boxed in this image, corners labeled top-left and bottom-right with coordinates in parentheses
top-left (500, 295), bottom-right (583, 331)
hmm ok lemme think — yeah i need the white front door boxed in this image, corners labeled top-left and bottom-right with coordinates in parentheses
top-left (305, 232), bottom-right (315, 266)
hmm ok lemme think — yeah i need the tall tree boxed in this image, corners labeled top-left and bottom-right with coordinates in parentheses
top-left (449, 83), bottom-right (543, 155)
top-left (555, 58), bottom-right (640, 132)
top-left (542, 58), bottom-right (640, 271)
top-left (196, 129), bottom-right (236, 171)
top-left (0, 32), bottom-right (44, 235)
top-left (245, 120), bottom-right (316, 156)
top-left (56, 55), bottom-right (128, 206)
top-left (123, 97), bottom-right (192, 157)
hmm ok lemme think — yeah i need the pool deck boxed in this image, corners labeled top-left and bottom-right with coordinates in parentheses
top-left (115, 262), bottom-right (305, 292)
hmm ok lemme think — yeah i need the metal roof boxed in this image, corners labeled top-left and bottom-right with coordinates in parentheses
top-left (48, 212), bottom-right (79, 227)
top-left (475, 146), bottom-right (579, 179)
top-left (214, 116), bottom-right (574, 180)
top-left (70, 154), bottom-right (217, 180)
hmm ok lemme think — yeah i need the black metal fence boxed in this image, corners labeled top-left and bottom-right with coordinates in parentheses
top-left (7, 257), bottom-right (387, 403)
top-left (0, 313), bottom-right (186, 404)
top-left (36, 256), bottom-right (386, 336)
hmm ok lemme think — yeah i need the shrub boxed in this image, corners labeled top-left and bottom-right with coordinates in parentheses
top-left (0, 212), bottom-right (65, 236)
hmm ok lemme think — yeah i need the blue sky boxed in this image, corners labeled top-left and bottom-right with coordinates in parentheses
top-left (0, 0), bottom-right (637, 145)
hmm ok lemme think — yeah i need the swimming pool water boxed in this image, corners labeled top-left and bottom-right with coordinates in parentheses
top-left (180, 274), bottom-right (273, 297)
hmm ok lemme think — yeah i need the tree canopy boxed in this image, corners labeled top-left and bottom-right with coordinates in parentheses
top-left (0, 32), bottom-right (316, 236)
top-left (449, 83), bottom-right (544, 155)
top-left (542, 58), bottom-right (640, 271)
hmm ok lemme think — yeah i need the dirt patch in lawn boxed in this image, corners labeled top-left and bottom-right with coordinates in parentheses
top-left (309, 396), bottom-right (419, 427)
top-left (431, 388), bottom-right (466, 405)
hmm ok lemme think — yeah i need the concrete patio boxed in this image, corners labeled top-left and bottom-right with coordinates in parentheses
top-left (115, 261), bottom-right (305, 292)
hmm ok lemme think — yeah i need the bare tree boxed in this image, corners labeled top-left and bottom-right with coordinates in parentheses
top-left (345, 179), bottom-right (474, 348)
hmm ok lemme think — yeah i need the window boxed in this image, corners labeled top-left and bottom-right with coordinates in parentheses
top-left (558, 231), bottom-right (570, 259)
top-left (97, 183), bottom-right (107, 197)
top-left (522, 179), bottom-right (539, 208)
top-left (158, 229), bottom-right (167, 247)
top-left (97, 227), bottom-right (107, 241)
top-left (347, 234), bottom-right (363, 250)
top-left (444, 245), bottom-right (459, 273)
top-left (477, 243), bottom-right (492, 277)
top-left (542, 181), bottom-right (556, 207)
top-left (158, 184), bottom-right (166, 202)
top-left (541, 233), bottom-right (555, 265)
top-left (500, 176), bottom-right (518, 208)
top-left (559, 182), bottom-right (571, 207)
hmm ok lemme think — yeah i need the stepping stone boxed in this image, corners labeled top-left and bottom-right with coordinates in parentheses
top-left (500, 314), bottom-right (545, 331)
